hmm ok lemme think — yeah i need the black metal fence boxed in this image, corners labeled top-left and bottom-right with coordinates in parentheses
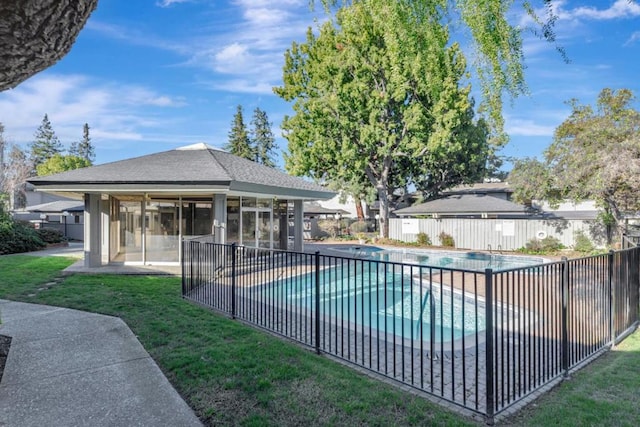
top-left (182, 239), bottom-right (640, 423)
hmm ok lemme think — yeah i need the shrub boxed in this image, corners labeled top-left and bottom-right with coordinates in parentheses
top-left (573, 230), bottom-right (595, 253)
top-left (349, 220), bottom-right (368, 234)
top-left (519, 235), bottom-right (565, 254)
top-left (0, 208), bottom-right (45, 255)
top-left (438, 232), bottom-right (455, 247)
top-left (416, 232), bottom-right (431, 246)
top-left (317, 219), bottom-right (340, 238)
top-left (36, 228), bottom-right (66, 244)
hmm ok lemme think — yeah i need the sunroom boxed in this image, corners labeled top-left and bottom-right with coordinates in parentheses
top-left (27, 143), bottom-right (334, 268)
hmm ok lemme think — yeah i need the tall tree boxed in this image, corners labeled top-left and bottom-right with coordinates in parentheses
top-left (509, 88), bottom-right (640, 241)
top-left (275, 1), bottom-right (490, 237)
top-left (5, 145), bottom-right (32, 210)
top-left (314, 0), bottom-right (565, 142)
top-left (30, 114), bottom-right (63, 173)
top-left (69, 123), bottom-right (95, 164)
top-left (250, 108), bottom-right (277, 167)
top-left (225, 105), bottom-right (254, 160)
top-left (36, 154), bottom-right (92, 176)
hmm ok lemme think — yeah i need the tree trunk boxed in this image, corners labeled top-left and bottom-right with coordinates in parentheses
top-left (0, 0), bottom-right (98, 91)
top-left (354, 196), bottom-right (364, 220)
top-left (377, 188), bottom-right (390, 239)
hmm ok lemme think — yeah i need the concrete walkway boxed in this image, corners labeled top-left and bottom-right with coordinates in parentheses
top-left (0, 299), bottom-right (202, 427)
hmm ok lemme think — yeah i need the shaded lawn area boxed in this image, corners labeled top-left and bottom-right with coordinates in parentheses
top-left (501, 330), bottom-right (640, 426)
top-left (0, 256), bottom-right (474, 426)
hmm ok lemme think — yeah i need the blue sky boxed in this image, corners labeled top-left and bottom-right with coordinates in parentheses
top-left (1, 0), bottom-right (639, 171)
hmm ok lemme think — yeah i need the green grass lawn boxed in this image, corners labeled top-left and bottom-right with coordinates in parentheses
top-left (0, 255), bottom-right (474, 426)
top-left (2, 255), bottom-right (639, 426)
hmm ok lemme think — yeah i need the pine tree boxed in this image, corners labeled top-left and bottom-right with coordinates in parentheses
top-left (225, 105), bottom-right (254, 161)
top-left (30, 114), bottom-right (63, 172)
top-left (250, 108), bottom-right (277, 167)
top-left (69, 123), bottom-right (95, 164)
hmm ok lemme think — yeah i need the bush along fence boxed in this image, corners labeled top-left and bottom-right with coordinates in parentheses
top-left (181, 238), bottom-right (640, 424)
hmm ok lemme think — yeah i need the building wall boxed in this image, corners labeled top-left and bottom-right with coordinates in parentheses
top-left (389, 217), bottom-right (607, 251)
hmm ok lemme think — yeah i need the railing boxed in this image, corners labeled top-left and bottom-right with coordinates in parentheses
top-left (182, 239), bottom-right (640, 424)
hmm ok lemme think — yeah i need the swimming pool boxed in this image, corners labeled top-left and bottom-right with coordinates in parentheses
top-left (328, 246), bottom-right (544, 271)
top-left (268, 262), bottom-right (488, 343)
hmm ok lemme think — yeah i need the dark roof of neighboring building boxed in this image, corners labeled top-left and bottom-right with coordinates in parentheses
top-left (443, 181), bottom-right (513, 195)
top-left (303, 203), bottom-right (350, 216)
top-left (28, 143), bottom-right (334, 200)
top-left (25, 200), bottom-right (84, 213)
top-left (394, 194), bottom-right (527, 216)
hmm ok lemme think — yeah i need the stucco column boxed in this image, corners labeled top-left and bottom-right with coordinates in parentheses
top-left (84, 193), bottom-right (102, 267)
top-left (293, 200), bottom-right (304, 252)
top-left (101, 199), bottom-right (110, 264)
top-left (213, 194), bottom-right (226, 244)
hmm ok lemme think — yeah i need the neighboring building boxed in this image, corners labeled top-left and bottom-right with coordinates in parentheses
top-left (442, 181), bottom-right (514, 202)
top-left (393, 194), bottom-right (531, 219)
top-left (12, 184), bottom-right (85, 240)
top-left (28, 143), bottom-right (334, 268)
top-left (389, 181), bottom-right (606, 250)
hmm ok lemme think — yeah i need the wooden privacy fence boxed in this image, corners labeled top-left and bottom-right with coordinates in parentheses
top-left (389, 218), bottom-right (606, 251)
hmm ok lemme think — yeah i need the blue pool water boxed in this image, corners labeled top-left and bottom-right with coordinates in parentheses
top-left (329, 246), bottom-right (544, 271)
top-left (269, 263), bottom-right (487, 343)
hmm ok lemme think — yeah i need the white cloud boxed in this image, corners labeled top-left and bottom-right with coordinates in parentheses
top-left (625, 31), bottom-right (640, 46)
top-left (505, 118), bottom-right (556, 137)
top-left (85, 21), bottom-right (191, 55)
top-left (156, 0), bottom-right (192, 8)
top-left (572, 0), bottom-right (640, 20)
top-left (85, 1), bottom-right (320, 96)
top-left (0, 75), bottom-right (186, 151)
top-left (207, 79), bottom-right (275, 95)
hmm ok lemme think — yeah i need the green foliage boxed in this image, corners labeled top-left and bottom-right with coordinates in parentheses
top-left (438, 232), bottom-right (455, 247)
top-left (36, 154), bottom-right (91, 176)
top-left (30, 114), bottom-right (63, 170)
top-left (68, 123), bottom-right (95, 163)
top-left (313, 0), bottom-right (565, 144)
top-left (519, 236), bottom-right (564, 255)
top-left (317, 219), bottom-right (340, 238)
top-left (275, 1), bottom-right (491, 237)
top-left (36, 228), bottom-right (66, 244)
top-left (509, 88), bottom-right (640, 227)
top-left (349, 220), bottom-right (368, 234)
top-left (225, 105), bottom-right (254, 161)
top-left (573, 230), bottom-right (595, 254)
top-left (250, 108), bottom-right (277, 167)
top-left (0, 205), bottom-right (45, 254)
top-left (416, 232), bottom-right (432, 246)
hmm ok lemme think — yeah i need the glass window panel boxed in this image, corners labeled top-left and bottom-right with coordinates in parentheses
top-left (242, 197), bottom-right (256, 207)
top-left (227, 197), bottom-right (240, 244)
top-left (117, 200), bottom-right (143, 263)
top-left (146, 201), bottom-right (179, 262)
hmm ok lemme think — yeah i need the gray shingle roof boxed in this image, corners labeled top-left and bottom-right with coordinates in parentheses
top-left (394, 194), bottom-right (527, 216)
top-left (26, 200), bottom-right (84, 213)
top-left (28, 143), bottom-right (334, 199)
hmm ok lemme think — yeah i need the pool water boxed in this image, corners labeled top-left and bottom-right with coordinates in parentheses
top-left (330, 246), bottom-right (544, 271)
top-left (270, 263), bottom-right (486, 343)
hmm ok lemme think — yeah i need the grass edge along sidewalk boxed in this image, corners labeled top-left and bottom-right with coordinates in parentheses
top-left (0, 255), bottom-right (473, 426)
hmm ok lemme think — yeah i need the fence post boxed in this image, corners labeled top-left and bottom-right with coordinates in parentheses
top-left (609, 250), bottom-right (615, 347)
top-left (634, 247), bottom-right (640, 324)
top-left (315, 251), bottom-right (321, 355)
top-left (561, 257), bottom-right (569, 378)
top-left (484, 268), bottom-right (495, 425)
top-left (231, 242), bottom-right (237, 319)
top-left (181, 238), bottom-right (185, 296)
